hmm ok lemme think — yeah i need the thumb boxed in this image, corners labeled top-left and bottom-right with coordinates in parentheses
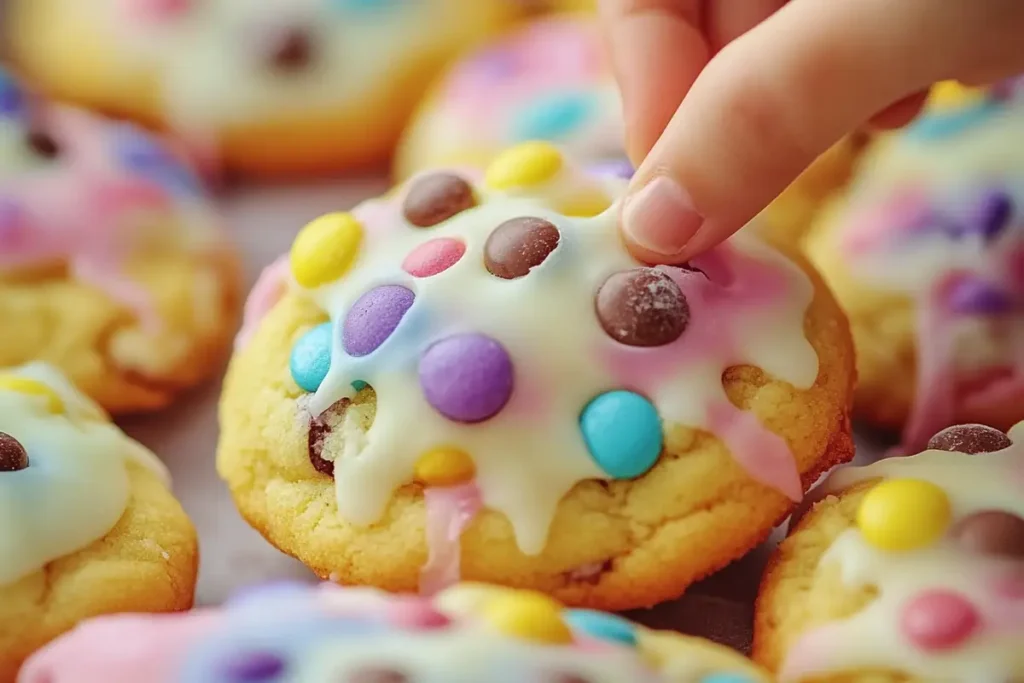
top-left (620, 0), bottom-right (1024, 264)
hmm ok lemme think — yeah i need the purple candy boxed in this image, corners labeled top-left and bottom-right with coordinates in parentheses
top-left (947, 277), bottom-right (1014, 315)
top-left (589, 158), bottom-right (635, 180)
top-left (221, 652), bottom-right (286, 682)
top-left (974, 191), bottom-right (1013, 240)
top-left (343, 285), bottom-right (416, 357)
top-left (226, 580), bottom-right (314, 608)
top-left (419, 333), bottom-right (514, 423)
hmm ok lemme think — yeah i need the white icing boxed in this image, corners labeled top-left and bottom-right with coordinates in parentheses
top-left (303, 158), bottom-right (818, 556)
top-left (0, 363), bottom-right (169, 586)
top-left (780, 422), bottom-right (1024, 682)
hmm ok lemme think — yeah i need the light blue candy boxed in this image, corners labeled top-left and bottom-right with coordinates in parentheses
top-left (331, 0), bottom-right (404, 13)
top-left (905, 100), bottom-right (1000, 141)
top-left (579, 390), bottom-right (662, 479)
top-left (564, 609), bottom-right (637, 646)
top-left (289, 322), bottom-right (333, 393)
top-left (512, 92), bottom-right (595, 142)
top-left (698, 673), bottom-right (755, 683)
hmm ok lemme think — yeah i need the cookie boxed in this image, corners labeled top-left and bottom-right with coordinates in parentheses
top-left (805, 77), bottom-right (1024, 453)
top-left (0, 363), bottom-right (199, 683)
top-left (0, 68), bottom-right (240, 414)
top-left (21, 581), bottom-right (770, 683)
top-left (394, 16), bottom-right (625, 182)
top-left (218, 142), bottom-right (855, 610)
top-left (759, 133), bottom-right (869, 245)
top-left (6, 0), bottom-right (515, 178)
top-left (754, 421), bottom-right (1024, 682)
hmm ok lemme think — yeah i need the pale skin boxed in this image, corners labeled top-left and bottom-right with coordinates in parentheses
top-left (599, 0), bottom-right (1024, 263)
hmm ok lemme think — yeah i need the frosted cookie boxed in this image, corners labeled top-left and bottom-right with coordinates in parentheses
top-left (7, 0), bottom-right (515, 178)
top-left (0, 363), bottom-right (198, 683)
top-left (394, 16), bottom-right (625, 182)
top-left (21, 581), bottom-right (770, 683)
top-left (805, 77), bottom-right (1024, 453)
top-left (218, 142), bottom-right (855, 609)
top-left (754, 421), bottom-right (1024, 682)
top-left (0, 68), bottom-right (239, 414)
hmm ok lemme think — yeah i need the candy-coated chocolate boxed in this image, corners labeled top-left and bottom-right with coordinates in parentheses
top-left (0, 375), bottom-right (66, 414)
top-left (290, 322), bottom-right (334, 392)
top-left (402, 172), bottom-right (477, 228)
top-left (484, 141), bottom-right (564, 190)
top-left (484, 216), bottom-right (560, 279)
top-left (563, 609), bottom-right (637, 646)
top-left (419, 334), bottom-right (514, 423)
top-left (414, 447), bottom-right (476, 487)
top-left (950, 510), bottom-right (1024, 557)
top-left (343, 286), bottom-right (416, 357)
top-left (290, 213), bottom-right (364, 289)
top-left (946, 277), bottom-right (1014, 315)
top-left (596, 268), bottom-right (690, 348)
top-left (0, 431), bottom-right (29, 472)
top-left (512, 91), bottom-right (597, 143)
top-left (402, 237), bottom-right (465, 278)
top-left (927, 424), bottom-right (1013, 454)
top-left (481, 591), bottom-right (573, 644)
top-left (580, 391), bottom-right (663, 479)
top-left (900, 590), bottom-right (979, 652)
top-left (856, 479), bottom-right (951, 551)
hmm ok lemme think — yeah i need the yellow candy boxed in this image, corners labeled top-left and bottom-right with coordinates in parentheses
top-left (482, 590), bottom-right (573, 644)
top-left (558, 189), bottom-right (612, 218)
top-left (290, 212), bottom-right (363, 288)
top-left (0, 376), bottom-right (65, 414)
top-left (857, 478), bottom-right (951, 551)
top-left (434, 582), bottom-right (512, 616)
top-left (485, 141), bottom-right (563, 190)
top-left (414, 447), bottom-right (476, 487)
top-left (927, 80), bottom-right (989, 112)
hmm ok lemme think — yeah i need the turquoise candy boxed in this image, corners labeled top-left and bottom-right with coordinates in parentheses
top-left (512, 91), bottom-right (596, 143)
top-left (699, 674), bottom-right (756, 683)
top-left (289, 322), bottom-right (333, 393)
top-left (579, 390), bottom-right (662, 479)
top-left (564, 609), bottom-right (637, 646)
top-left (331, 0), bottom-right (404, 12)
top-left (905, 100), bottom-right (1001, 141)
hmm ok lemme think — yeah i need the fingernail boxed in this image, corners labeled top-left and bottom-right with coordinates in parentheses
top-left (622, 176), bottom-right (704, 257)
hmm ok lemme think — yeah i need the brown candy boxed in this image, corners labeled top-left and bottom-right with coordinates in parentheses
top-left (347, 669), bottom-right (409, 683)
top-left (402, 173), bottom-right (477, 228)
top-left (595, 268), bottom-right (690, 347)
top-left (268, 28), bottom-right (314, 71)
top-left (927, 424), bottom-right (1012, 454)
top-left (26, 129), bottom-right (59, 159)
top-left (0, 432), bottom-right (29, 472)
top-left (307, 399), bottom-right (352, 478)
top-left (484, 217), bottom-right (560, 279)
top-left (952, 510), bottom-right (1024, 558)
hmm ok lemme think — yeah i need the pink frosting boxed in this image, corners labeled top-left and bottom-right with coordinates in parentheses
top-left (419, 483), bottom-right (483, 596)
top-left (18, 611), bottom-right (221, 683)
top-left (596, 246), bottom-right (804, 500)
top-left (235, 254), bottom-right (291, 349)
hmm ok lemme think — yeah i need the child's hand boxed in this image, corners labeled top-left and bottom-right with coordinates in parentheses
top-left (600, 0), bottom-right (1024, 263)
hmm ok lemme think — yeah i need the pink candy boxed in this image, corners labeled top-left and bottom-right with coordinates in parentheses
top-left (388, 596), bottom-right (452, 630)
top-left (901, 590), bottom-right (980, 651)
top-left (402, 238), bottom-right (466, 278)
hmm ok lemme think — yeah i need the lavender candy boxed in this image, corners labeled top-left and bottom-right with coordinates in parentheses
top-left (588, 158), bottom-right (635, 180)
top-left (946, 277), bottom-right (1014, 316)
top-left (973, 190), bottom-right (1014, 241)
top-left (419, 333), bottom-right (514, 423)
top-left (343, 285), bottom-right (416, 357)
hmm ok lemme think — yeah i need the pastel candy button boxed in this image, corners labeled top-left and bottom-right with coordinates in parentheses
top-left (564, 609), bottom-right (637, 646)
top-left (0, 71), bottom-right (25, 117)
top-left (402, 237), bottom-right (466, 278)
top-left (485, 141), bottom-right (563, 190)
top-left (946, 277), bottom-right (1013, 315)
top-left (289, 322), bottom-right (333, 392)
top-left (481, 591), bottom-right (573, 644)
top-left (699, 674), bottom-right (757, 683)
top-left (512, 91), bottom-right (595, 142)
top-left (343, 285), bottom-right (415, 357)
top-left (900, 589), bottom-right (979, 651)
top-left (419, 333), bottom-right (514, 423)
top-left (0, 376), bottom-right (65, 414)
top-left (856, 478), bottom-right (951, 551)
top-left (218, 651), bottom-right (287, 682)
top-left (580, 391), bottom-right (662, 479)
top-left (290, 212), bottom-right (363, 288)
top-left (414, 447), bottom-right (476, 486)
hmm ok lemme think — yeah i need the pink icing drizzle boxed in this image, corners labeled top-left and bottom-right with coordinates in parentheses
top-left (419, 483), bottom-right (483, 596)
top-left (596, 245), bottom-right (804, 501)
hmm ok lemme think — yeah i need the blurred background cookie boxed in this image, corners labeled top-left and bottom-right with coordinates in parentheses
top-left (0, 363), bottom-right (198, 682)
top-left (755, 421), bottom-right (1023, 682)
top-left (805, 77), bottom-right (1024, 452)
top-left (22, 581), bottom-right (771, 683)
top-left (0, 68), bottom-right (240, 414)
top-left (218, 143), bottom-right (855, 610)
top-left (5, 0), bottom-right (516, 178)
